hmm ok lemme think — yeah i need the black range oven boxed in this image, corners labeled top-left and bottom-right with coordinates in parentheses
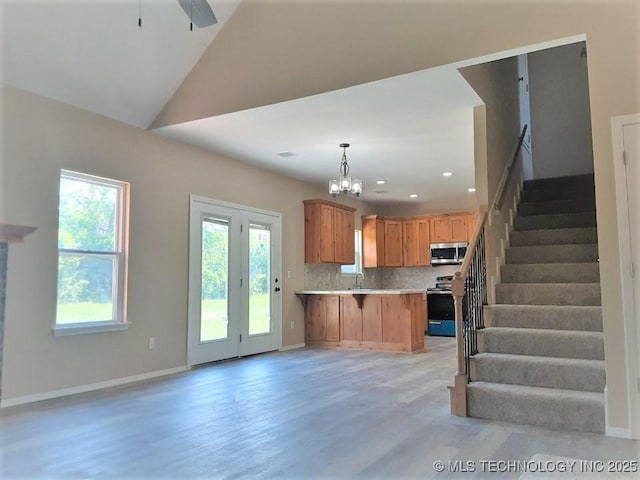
top-left (426, 276), bottom-right (455, 336)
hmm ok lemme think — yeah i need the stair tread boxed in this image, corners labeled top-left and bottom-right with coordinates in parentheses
top-left (496, 282), bottom-right (600, 287)
top-left (468, 381), bottom-right (604, 402)
top-left (473, 352), bottom-right (605, 367)
top-left (482, 326), bottom-right (603, 337)
top-left (487, 304), bottom-right (601, 310)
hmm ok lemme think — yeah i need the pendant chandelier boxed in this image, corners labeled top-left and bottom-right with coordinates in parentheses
top-left (329, 143), bottom-right (363, 197)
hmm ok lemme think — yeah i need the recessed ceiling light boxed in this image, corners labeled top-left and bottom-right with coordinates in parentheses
top-left (409, 194), bottom-right (418, 198)
top-left (376, 180), bottom-right (386, 185)
top-left (468, 187), bottom-right (476, 192)
top-left (443, 172), bottom-right (454, 177)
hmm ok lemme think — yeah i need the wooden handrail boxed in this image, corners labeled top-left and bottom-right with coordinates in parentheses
top-left (491, 124), bottom-right (528, 214)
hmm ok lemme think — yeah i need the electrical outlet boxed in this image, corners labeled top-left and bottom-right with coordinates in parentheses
top-left (287, 270), bottom-right (293, 279)
top-left (148, 337), bottom-right (155, 350)
top-left (290, 320), bottom-right (295, 329)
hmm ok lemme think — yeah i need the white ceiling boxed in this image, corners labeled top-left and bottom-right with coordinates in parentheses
top-left (155, 66), bottom-right (482, 208)
top-left (0, 0), bottom-right (241, 128)
top-left (1, 0), bottom-right (483, 211)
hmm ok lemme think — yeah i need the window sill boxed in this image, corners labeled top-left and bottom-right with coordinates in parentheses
top-left (53, 321), bottom-right (131, 337)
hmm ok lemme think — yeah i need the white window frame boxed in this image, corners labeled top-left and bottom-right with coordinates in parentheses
top-left (340, 229), bottom-right (363, 276)
top-left (54, 170), bottom-right (130, 336)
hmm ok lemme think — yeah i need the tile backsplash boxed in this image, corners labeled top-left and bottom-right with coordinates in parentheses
top-left (381, 264), bottom-right (460, 289)
top-left (304, 262), bottom-right (459, 290)
top-left (304, 264), bottom-right (382, 290)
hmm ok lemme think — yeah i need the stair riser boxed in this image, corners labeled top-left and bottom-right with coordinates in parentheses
top-left (514, 213), bottom-right (596, 231)
top-left (506, 245), bottom-right (598, 264)
top-left (518, 198), bottom-right (596, 216)
top-left (510, 228), bottom-right (598, 246)
top-left (501, 264), bottom-right (600, 283)
top-left (478, 330), bottom-right (604, 360)
top-left (470, 357), bottom-right (605, 392)
top-left (495, 284), bottom-right (601, 306)
top-left (484, 306), bottom-right (603, 332)
top-left (523, 174), bottom-right (595, 191)
top-left (467, 385), bottom-right (604, 433)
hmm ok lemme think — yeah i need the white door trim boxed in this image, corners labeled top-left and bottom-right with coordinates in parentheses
top-left (611, 113), bottom-right (640, 439)
top-left (188, 195), bottom-right (283, 366)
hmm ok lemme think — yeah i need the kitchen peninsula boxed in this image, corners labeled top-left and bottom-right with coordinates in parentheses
top-left (296, 290), bottom-right (426, 353)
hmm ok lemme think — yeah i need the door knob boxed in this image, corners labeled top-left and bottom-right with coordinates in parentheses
top-left (275, 287), bottom-right (281, 292)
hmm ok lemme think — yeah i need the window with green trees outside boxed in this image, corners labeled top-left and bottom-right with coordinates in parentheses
top-left (55, 170), bottom-right (129, 329)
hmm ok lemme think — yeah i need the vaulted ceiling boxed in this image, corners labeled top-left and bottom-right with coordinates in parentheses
top-left (5, 0), bottom-right (567, 210)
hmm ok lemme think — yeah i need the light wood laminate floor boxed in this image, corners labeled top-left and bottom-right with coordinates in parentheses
top-left (1, 337), bottom-right (638, 479)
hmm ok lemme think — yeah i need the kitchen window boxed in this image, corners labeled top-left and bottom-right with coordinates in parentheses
top-left (340, 229), bottom-right (362, 276)
top-left (54, 170), bottom-right (130, 336)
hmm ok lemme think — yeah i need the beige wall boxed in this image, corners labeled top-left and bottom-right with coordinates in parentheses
top-left (0, 85), bottom-right (370, 401)
top-left (460, 58), bottom-right (521, 305)
top-left (529, 42), bottom-right (594, 179)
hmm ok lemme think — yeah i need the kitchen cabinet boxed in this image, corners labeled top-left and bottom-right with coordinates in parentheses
top-left (304, 295), bottom-right (340, 342)
top-left (384, 219), bottom-right (404, 267)
top-left (303, 199), bottom-right (355, 264)
top-left (403, 217), bottom-right (431, 266)
top-left (466, 212), bottom-right (477, 243)
top-left (430, 213), bottom-right (474, 243)
top-left (299, 291), bottom-right (425, 353)
top-left (362, 215), bottom-right (385, 267)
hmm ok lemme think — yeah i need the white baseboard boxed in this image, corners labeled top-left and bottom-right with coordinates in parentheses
top-left (280, 342), bottom-right (305, 352)
top-left (606, 425), bottom-right (633, 439)
top-left (0, 366), bottom-right (189, 408)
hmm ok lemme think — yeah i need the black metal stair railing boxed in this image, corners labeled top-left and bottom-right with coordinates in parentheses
top-left (462, 225), bottom-right (487, 379)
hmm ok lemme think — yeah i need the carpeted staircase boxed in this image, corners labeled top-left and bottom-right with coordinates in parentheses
top-left (467, 174), bottom-right (605, 433)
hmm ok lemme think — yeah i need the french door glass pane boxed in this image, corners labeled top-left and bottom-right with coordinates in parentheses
top-left (201, 217), bottom-right (229, 342)
top-left (56, 253), bottom-right (115, 324)
top-left (249, 223), bottom-right (271, 335)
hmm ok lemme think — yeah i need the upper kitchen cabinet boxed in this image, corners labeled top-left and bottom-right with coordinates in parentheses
top-left (304, 199), bottom-right (356, 264)
top-left (430, 213), bottom-right (474, 243)
top-left (383, 219), bottom-right (404, 267)
top-left (362, 215), bottom-right (385, 268)
top-left (403, 218), bottom-right (431, 266)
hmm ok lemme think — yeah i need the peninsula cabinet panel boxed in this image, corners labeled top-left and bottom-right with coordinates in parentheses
top-left (362, 215), bottom-right (385, 268)
top-left (381, 295), bottom-right (410, 346)
top-left (384, 220), bottom-right (404, 267)
top-left (362, 295), bottom-right (383, 343)
top-left (304, 200), bottom-right (356, 264)
top-left (304, 295), bottom-right (340, 342)
top-left (340, 295), bottom-right (363, 342)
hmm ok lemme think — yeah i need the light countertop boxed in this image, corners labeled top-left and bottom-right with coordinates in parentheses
top-left (295, 289), bottom-right (426, 295)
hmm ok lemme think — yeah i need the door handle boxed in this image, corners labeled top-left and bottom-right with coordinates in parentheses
top-left (275, 287), bottom-right (281, 292)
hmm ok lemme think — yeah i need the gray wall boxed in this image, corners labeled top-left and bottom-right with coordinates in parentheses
top-left (528, 42), bottom-right (594, 179)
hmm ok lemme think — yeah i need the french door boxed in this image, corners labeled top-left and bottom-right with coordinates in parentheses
top-left (188, 196), bottom-right (282, 365)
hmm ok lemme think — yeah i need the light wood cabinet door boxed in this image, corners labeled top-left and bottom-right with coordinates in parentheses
top-left (362, 295), bottom-right (382, 343)
top-left (449, 214), bottom-right (468, 242)
top-left (430, 216), bottom-right (451, 244)
top-left (340, 295), bottom-right (362, 342)
top-left (303, 200), bottom-right (355, 264)
top-left (334, 208), bottom-right (355, 264)
top-left (362, 216), bottom-right (385, 267)
top-left (417, 218), bottom-right (431, 266)
top-left (304, 295), bottom-right (340, 342)
top-left (403, 219), bottom-right (419, 266)
top-left (466, 212), bottom-right (476, 243)
top-left (384, 220), bottom-right (404, 267)
top-left (319, 204), bottom-right (335, 262)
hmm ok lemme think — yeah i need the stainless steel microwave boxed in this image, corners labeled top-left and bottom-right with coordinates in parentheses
top-left (430, 242), bottom-right (468, 265)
